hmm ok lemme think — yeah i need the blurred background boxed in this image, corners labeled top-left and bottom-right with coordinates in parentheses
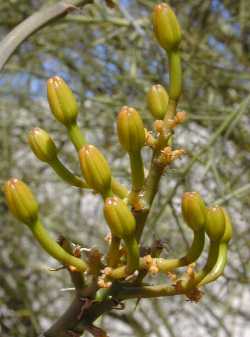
top-left (0, 0), bottom-right (249, 336)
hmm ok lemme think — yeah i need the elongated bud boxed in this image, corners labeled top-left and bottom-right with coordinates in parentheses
top-left (221, 208), bottom-right (233, 243)
top-left (182, 192), bottom-right (206, 231)
top-left (147, 84), bottom-right (169, 119)
top-left (152, 3), bottom-right (182, 52)
top-left (4, 178), bottom-right (39, 226)
top-left (79, 145), bottom-right (111, 194)
top-left (47, 76), bottom-right (78, 126)
top-left (104, 196), bottom-right (136, 239)
top-left (205, 206), bottom-right (225, 242)
top-left (117, 106), bottom-right (145, 153)
top-left (28, 128), bottom-right (58, 163)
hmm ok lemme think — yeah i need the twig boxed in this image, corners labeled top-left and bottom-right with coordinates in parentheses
top-left (0, 0), bottom-right (93, 71)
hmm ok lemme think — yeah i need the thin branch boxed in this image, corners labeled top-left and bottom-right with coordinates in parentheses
top-left (0, 0), bottom-right (94, 71)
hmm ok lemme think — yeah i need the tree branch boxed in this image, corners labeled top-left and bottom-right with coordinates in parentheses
top-left (0, 0), bottom-right (94, 71)
top-left (44, 296), bottom-right (115, 337)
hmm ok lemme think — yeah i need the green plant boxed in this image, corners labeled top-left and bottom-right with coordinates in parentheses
top-left (3, 3), bottom-right (233, 337)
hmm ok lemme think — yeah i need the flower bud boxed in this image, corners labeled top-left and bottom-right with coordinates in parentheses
top-left (4, 178), bottom-right (39, 226)
top-left (152, 3), bottom-right (182, 52)
top-left (221, 208), bottom-right (233, 243)
top-left (28, 128), bottom-right (58, 163)
top-left (147, 84), bottom-right (169, 119)
top-left (47, 76), bottom-right (78, 126)
top-left (205, 206), bottom-right (226, 242)
top-left (182, 192), bottom-right (206, 231)
top-left (104, 196), bottom-right (136, 239)
top-left (79, 145), bottom-right (111, 194)
top-left (117, 106), bottom-right (145, 153)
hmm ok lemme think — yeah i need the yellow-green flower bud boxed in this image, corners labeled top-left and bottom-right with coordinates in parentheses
top-left (182, 192), bottom-right (206, 231)
top-left (117, 106), bottom-right (145, 153)
top-left (221, 208), bottom-right (233, 243)
top-left (79, 144), bottom-right (111, 194)
top-left (152, 3), bottom-right (182, 52)
top-left (103, 196), bottom-right (136, 239)
top-left (4, 178), bottom-right (39, 226)
top-left (147, 84), bottom-right (169, 120)
top-left (205, 206), bottom-right (226, 242)
top-left (28, 128), bottom-right (58, 163)
top-left (47, 76), bottom-right (78, 126)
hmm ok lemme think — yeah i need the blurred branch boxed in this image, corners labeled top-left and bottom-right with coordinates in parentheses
top-left (0, 0), bottom-right (93, 71)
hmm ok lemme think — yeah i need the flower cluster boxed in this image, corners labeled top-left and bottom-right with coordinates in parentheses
top-left (3, 3), bottom-right (233, 336)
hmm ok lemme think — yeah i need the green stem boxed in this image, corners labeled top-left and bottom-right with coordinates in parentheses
top-left (144, 154), bottom-right (164, 206)
top-left (67, 123), bottom-right (86, 151)
top-left (180, 240), bottom-right (220, 290)
top-left (167, 50), bottom-right (182, 103)
top-left (198, 243), bottom-right (228, 286)
top-left (182, 229), bottom-right (205, 264)
top-left (106, 235), bottom-right (121, 268)
top-left (129, 151), bottom-right (144, 192)
top-left (124, 236), bottom-right (140, 273)
top-left (60, 237), bottom-right (86, 294)
top-left (133, 153), bottom-right (164, 241)
top-left (115, 283), bottom-right (177, 300)
top-left (156, 229), bottom-right (205, 272)
top-left (50, 157), bottom-right (87, 188)
top-left (112, 238), bottom-right (221, 299)
top-left (31, 219), bottom-right (88, 272)
top-left (111, 177), bottom-right (129, 199)
top-left (101, 188), bottom-right (113, 200)
top-left (196, 241), bottom-right (220, 282)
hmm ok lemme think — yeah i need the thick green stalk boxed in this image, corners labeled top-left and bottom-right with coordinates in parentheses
top-left (167, 50), bottom-right (182, 103)
top-left (196, 241), bottom-right (220, 282)
top-left (50, 157), bottom-right (87, 188)
top-left (182, 229), bottom-right (205, 263)
top-left (180, 240), bottom-right (220, 290)
top-left (124, 236), bottom-right (140, 273)
top-left (144, 154), bottom-right (164, 206)
top-left (129, 151), bottom-right (145, 192)
top-left (134, 154), bottom-right (164, 241)
top-left (67, 123), bottom-right (86, 151)
top-left (199, 242), bottom-right (228, 286)
top-left (115, 283), bottom-right (177, 300)
top-left (156, 229), bottom-right (205, 272)
top-left (111, 177), bottom-right (129, 199)
top-left (31, 219), bottom-right (88, 272)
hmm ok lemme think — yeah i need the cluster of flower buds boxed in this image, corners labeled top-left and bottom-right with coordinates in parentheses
top-left (3, 2), bottom-right (233, 319)
top-left (179, 193), bottom-right (233, 291)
